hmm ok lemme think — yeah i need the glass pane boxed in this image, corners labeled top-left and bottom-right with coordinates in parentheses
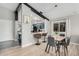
top-left (53, 23), bottom-right (59, 32)
top-left (60, 22), bottom-right (66, 32)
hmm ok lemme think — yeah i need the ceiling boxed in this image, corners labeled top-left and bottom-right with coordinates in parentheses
top-left (0, 3), bottom-right (79, 19)
top-left (0, 3), bottom-right (19, 11)
top-left (29, 3), bottom-right (79, 19)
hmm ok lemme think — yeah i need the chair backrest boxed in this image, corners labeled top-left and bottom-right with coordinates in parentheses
top-left (66, 37), bottom-right (71, 46)
top-left (47, 36), bottom-right (55, 46)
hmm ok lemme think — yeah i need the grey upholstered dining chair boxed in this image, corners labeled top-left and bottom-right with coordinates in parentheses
top-left (54, 37), bottom-right (66, 56)
top-left (45, 35), bottom-right (56, 53)
top-left (64, 36), bottom-right (71, 55)
top-left (55, 36), bottom-right (71, 56)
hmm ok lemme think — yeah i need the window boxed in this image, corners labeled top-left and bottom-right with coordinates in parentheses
top-left (60, 22), bottom-right (66, 32)
top-left (53, 23), bottom-right (59, 32)
top-left (53, 22), bottom-right (66, 32)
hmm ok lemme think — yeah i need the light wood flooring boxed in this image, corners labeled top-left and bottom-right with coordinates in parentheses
top-left (0, 42), bottom-right (79, 56)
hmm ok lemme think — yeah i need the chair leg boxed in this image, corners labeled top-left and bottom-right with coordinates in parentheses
top-left (56, 45), bottom-right (60, 56)
top-left (47, 45), bottom-right (50, 53)
top-left (43, 36), bottom-right (46, 42)
top-left (66, 46), bottom-right (68, 55)
top-left (35, 39), bottom-right (40, 45)
top-left (58, 47), bottom-right (60, 56)
top-left (45, 44), bottom-right (48, 52)
top-left (55, 46), bottom-right (57, 56)
top-left (64, 46), bottom-right (66, 56)
top-left (63, 46), bottom-right (68, 56)
top-left (52, 46), bottom-right (53, 51)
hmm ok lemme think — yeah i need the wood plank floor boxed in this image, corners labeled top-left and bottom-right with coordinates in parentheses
top-left (0, 42), bottom-right (79, 56)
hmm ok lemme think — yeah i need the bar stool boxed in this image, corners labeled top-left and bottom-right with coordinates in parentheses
top-left (42, 33), bottom-right (47, 43)
top-left (33, 34), bottom-right (41, 45)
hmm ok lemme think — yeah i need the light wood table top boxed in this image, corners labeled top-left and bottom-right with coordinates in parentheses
top-left (53, 35), bottom-right (65, 41)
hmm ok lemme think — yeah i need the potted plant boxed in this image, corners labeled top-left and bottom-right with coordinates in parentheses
top-left (55, 31), bottom-right (58, 35)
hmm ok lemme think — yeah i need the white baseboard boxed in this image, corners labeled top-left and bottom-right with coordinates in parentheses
top-left (0, 39), bottom-right (14, 42)
top-left (14, 39), bottom-right (18, 41)
top-left (21, 42), bottom-right (36, 48)
top-left (70, 42), bottom-right (79, 45)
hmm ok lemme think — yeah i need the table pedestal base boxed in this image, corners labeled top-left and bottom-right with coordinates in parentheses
top-left (35, 43), bottom-right (40, 45)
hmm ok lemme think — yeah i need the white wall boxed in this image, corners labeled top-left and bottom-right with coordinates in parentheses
top-left (70, 14), bottom-right (79, 35)
top-left (69, 14), bottom-right (79, 44)
top-left (44, 20), bottom-right (50, 35)
top-left (0, 6), bottom-right (14, 20)
top-left (0, 5), bottom-right (14, 42)
top-left (22, 4), bottom-right (36, 47)
top-left (0, 20), bottom-right (13, 42)
top-left (21, 4), bottom-right (50, 47)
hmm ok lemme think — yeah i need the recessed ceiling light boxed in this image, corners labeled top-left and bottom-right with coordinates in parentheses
top-left (54, 5), bottom-right (58, 7)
